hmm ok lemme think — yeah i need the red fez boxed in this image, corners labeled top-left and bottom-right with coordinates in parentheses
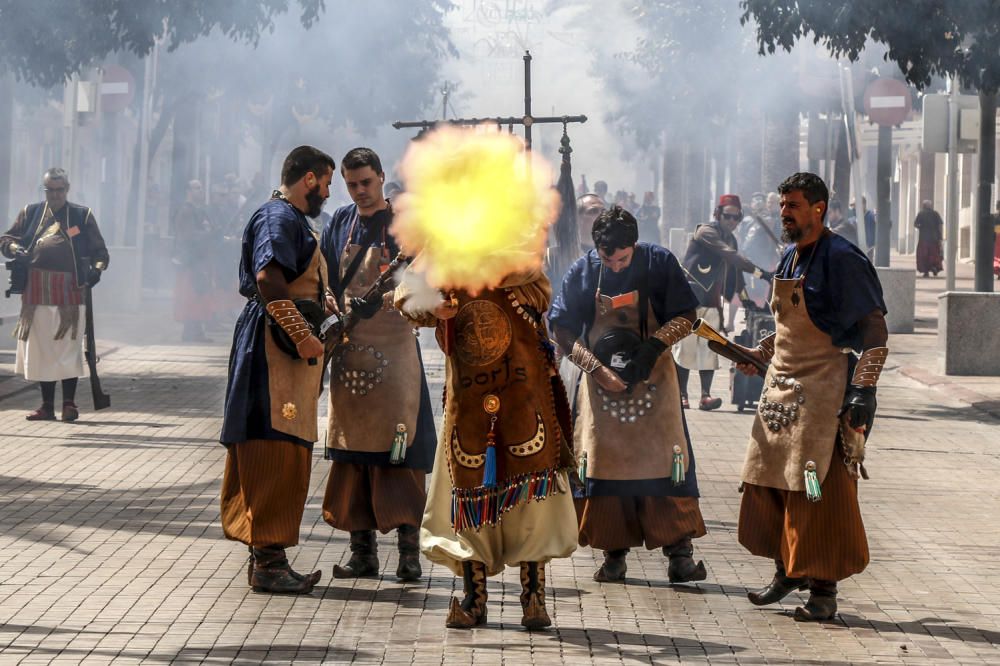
top-left (718, 194), bottom-right (742, 209)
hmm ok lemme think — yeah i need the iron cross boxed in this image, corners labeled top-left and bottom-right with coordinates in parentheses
top-left (392, 51), bottom-right (587, 151)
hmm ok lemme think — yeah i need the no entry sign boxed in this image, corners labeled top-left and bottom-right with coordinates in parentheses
top-left (100, 64), bottom-right (135, 113)
top-left (864, 78), bottom-right (912, 126)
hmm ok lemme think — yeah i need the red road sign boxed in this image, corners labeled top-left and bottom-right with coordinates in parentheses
top-left (864, 78), bottom-right (912, 126)
top-left (100, 64), bottom-right (135, 113)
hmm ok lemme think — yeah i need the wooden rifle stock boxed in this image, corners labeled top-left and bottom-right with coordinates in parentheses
top-left (83, 286), bottom-right (111, 410)
top-left (692, 318), bottom-right (769, 375)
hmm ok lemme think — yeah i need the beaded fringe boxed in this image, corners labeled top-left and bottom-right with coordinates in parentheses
top-left (451, 467), bottom-right (563, 532)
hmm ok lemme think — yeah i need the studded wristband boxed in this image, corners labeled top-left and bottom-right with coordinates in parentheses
top-left (265, 299), bottom-right (312, 345)
top-left (651, 316), bottom-right (692, 348)
top-left (851, 346), bottom-right (888, 387)
top-left (757, 333), bottom-right (776, 362)
top-left (569, 341), bottom-right (602, 374)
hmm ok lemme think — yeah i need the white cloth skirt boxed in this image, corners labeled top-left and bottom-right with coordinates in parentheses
top-left (672, 305), bottom-right (721, 371)
top-left (15, 305), bottom-right (84, 381)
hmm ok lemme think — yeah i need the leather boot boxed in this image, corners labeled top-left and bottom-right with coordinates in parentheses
top-left (395, 524), bottom-right (422, 581)
top-left (747, 560), bottom-right (808, 606)
top-left (519, 562), bottom-right (552, 630)
top-left (250, 546), bottom-right (321, 594)
top-left (247, 546), bottom-right (320, 586)
top-left (446, 560), bottom-right (488, 629)
top-left (794, 579), bottom-right (838, 622)
top-left (663, 537), bottom-right (707, 583)
top-left (593, 548), bottom-right (629, 583)
top-left (333, 530), bottom-right (379, 578)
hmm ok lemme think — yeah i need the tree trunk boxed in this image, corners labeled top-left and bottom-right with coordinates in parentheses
top-left (975, 90), bottom-right (996, 292)
top-left (731, 108), bottom-right (763, 202)
top-left (762, 106), bottom-right (800, 193)
top-left (833, 117), bottom-right (851, 205)
top-left (875, 125), bottom-right (892, 267)
top-left (0, 74), bottom-right (13, 222)
top-left (661, 129), bottom-right (684, 233)
top-left (167, 94), bottom-right (199, 239)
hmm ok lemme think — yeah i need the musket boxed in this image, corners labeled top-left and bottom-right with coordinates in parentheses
top-left (83, 286), bottom-right (111, 410)
top-left (321, 252), bottom-right (411, 361)
top-left (691, 318), bottom-right (769, 375)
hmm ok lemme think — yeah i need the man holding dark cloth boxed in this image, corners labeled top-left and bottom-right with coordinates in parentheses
top-left (550, 206), bottom-right (709, 584)
top-left (734, 172), bottom-right (888, 622)
top-left (673, 194), bottom-right (771, 410)
top-left (1, 168), bottom-right (108, 422)
top-left (219, 145), bottom-right (334, 594)
top-left (320, 147), bottom-right (436, 582)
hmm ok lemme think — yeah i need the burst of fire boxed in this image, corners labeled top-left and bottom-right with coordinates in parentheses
top-left (391, 126), bottom-right (559, 295)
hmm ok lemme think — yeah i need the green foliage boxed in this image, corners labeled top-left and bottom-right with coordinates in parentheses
top-left (741, 0), bottom-right (1000, 92)
top-left (0, 0), bottom-right (325, 87)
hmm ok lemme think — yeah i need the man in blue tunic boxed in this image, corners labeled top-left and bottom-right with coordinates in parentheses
top-left (734, 172), bottom-right (888, 621)
top-left (320, 147), bottom-right (436, 581)
top-left (550, 206), bottom-right (709, 584)
top-left (220, 145), bottom-right (335, 594)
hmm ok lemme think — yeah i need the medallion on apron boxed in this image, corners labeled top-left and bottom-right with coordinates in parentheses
top-left (263, 241), bottom-right (327, 442)
top-left (327, 227), bottom-right (422, 458)
top-left (574, 289), bottom-right (690, 483)
top-left (741, 270), bottom-right (848, 491)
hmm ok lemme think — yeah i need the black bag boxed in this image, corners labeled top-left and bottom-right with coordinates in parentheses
top-left (4, 258), bottom-right (28, 298)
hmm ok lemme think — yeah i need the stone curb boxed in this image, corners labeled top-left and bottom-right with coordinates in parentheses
top-left (897, 365), bottom-right (1000, 421)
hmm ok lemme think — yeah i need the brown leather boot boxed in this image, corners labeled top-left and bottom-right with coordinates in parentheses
top-left (794, 579), bottom-right (838, 622)
top-left (664, 537), bottom-right (707, 583)
top-left (446, 560), bottom-right (488, 629)
top-left (250, 546), bottom-right (321, 594)
top-left (247, 546), bottom-right (319, 586)
top-left (395, 524), bottom-right (422, 582)
top-left (747, 560), bottom-right (808, 606)
top-left (593, 548), bottom-right (628, 583)
top-left (519, 562), bottom-right (552, 630)
top-left (333, 530), bottom-right (379, 578)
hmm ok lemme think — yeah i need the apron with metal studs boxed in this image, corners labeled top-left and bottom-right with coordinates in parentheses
top-left (574, 287), bottom-right (690, 485)
top-left (326, 223), bottom-right (422, 458)
top-left (741, 245), bottom-right (848, 492)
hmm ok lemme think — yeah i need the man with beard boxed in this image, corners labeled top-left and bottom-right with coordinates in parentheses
top-left (733, 172), bottom-right (887, 622)
top-left (550, 206), bottom-right (709, 585)
top-left (320, 147), bottom-right (437, 582)
top-left (674, 195), bottom-right (771, 410)
top-left (1, 167), bottom-right (108, 422)
top-left (219, 145), bottom-right (334, 594)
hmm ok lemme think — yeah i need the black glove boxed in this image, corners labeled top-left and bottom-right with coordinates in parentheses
top-left (618, 338), bottom-right (667, 385)
top-left (839, 385), bottom-right (877, 430)
top-left (85, 267), bottom-right (102, 287)
top-left (349, 295), bottom-right (381, 319)
top-left (758, 269), bottom-right (774, 283)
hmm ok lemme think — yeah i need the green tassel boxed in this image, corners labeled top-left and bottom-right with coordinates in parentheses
top-left (804, 461), bottom-right (822, 502)
top-left (577, 451), bottom-right (588, 481)
top-left (671, 445), bottom-right (685, 486)
top-left (389, 424), bottom-right (407, 464)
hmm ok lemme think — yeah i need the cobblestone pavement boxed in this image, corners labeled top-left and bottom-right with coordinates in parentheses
top-left (1, 303), bottom-right (999, 664)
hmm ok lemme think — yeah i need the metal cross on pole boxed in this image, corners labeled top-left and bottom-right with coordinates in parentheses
top-left (393, 51), bottom-right (587, 150)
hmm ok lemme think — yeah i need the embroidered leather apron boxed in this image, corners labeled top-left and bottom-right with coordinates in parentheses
top-left (326, 233), bottom-right (422, 455)
top-left (574, 290), bottom-right (689, 481)
top-left (263, 242), bottom-right (327, 442)
top-left (741, 275), bottom-right (848, 491)
top-left (443, 287), bottom-right (571, 531)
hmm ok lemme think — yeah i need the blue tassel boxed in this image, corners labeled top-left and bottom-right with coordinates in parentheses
top-left (483, 438), bottom-right (497, 489)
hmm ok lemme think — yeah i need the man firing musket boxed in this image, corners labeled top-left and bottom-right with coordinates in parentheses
top-left (1, 167), bottom-right (110, 422)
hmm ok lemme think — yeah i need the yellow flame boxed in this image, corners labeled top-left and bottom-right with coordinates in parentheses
top-left (391, 126), bottom-right (558, 295)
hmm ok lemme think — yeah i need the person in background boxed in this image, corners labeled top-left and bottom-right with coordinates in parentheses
top-left (913, 200), bottom-right (944, 278)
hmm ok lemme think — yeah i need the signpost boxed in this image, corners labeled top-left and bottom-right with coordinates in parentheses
top-left (864, 78), bottom-right (912, 267)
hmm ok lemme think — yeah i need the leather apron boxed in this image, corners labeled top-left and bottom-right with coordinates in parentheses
top-left (263, 241), bottom-right (327, 442)
top-left (326, 235), bottom-right (422, 456)
top-left (741, 275), bottom-right (848, 491)
top-left (574, 291), bottom-right (689, 481)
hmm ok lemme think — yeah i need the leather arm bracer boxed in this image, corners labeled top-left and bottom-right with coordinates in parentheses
top-left (568, 341), bottom-right (602, 374)
top-left (651, 316), bottom-right (692, 348)
top-left (851, 346), bottom-right (889, 387)
top-left (265, 299), bottom-right (312, 345)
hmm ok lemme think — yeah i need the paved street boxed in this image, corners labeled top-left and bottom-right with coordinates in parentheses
top-left (1, 266), bottom-right (999, 664)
